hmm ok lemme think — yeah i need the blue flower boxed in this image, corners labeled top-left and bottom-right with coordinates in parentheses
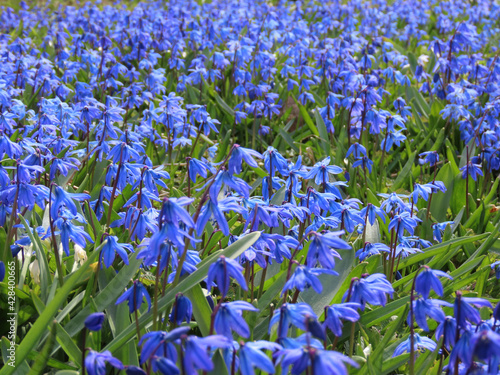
top-left (125, 365), bottom-right (147, 375)
top-left (306, 231), bottom-right (351, 269)
top-left (228, 144), bottom-right (263, 175)
top-left (435, 316), bottom-right (457, 350)
top-left (158, 197), bottom-right (194, 228)
top-left (0, 261), bottom-right (4, 282)
top-left (239, 340), bottom-right (282, 375)
top-left (170, 294), bottom-right (192, 326)
top-left (139, 327), bottom-right (190, 364)
top-left (153, 358), bottom-right (179, 375)
top-left (355, 242), bottom-right (390, 262)
top-left (392, 333), bottom-right (437, 357)
top-left (50, 185), bottom-right (90, 218)
top-left (312, 349), bottom-right (359, 374)
top-left (116, 280), bottom-right (152, 314)
top-left (85, 350), bottom-right (124, 375)
top-left (491, 261), bottom-right (500, 279)
top-left (449, 330), bottom-right (473, 370)
top-left (416, 266), bottom-right (453, 299)
top-left (214, 301), bottom-right (259, 339)
top-left (409, 297), bottom-right (452, 331)
top-left (324, 303), bottom-right (361, 336)
top-left (359, 203), bottom-right (386, 225)
top-left (269, 303), bottom-right (316, 338)
top-left (100, 235), bottom-right (134, 268)
top-left (207, 256), bottom-right (247, 298)
top-left (84, 312), bottom-right (106, 332)
top-left (432, 221), bottom-right (454, 243)
top-left (460, 162), bottom-right (483, 181)
top-left (263, 147), bottom-right (289, 177)
top-left (470, 329), bottom-right (500, 371)
top-left (343, 274), bottom-right (394, 310)
top-left (454, 293), bottom-right (492, 328)
top-left (346, 143), bottom-right (367, 159)
top-left (419, 151), bottom-right (439, 167)
top-left (53, 214), bottom-right (93, 256)
top-left (303, 157), bottom-right (343, 185)
top-left (188, 158), bottom-right (213, 182)
top-left (282, 265), bottom-right (338, 295)
top-left (352, 156), bottom-right (374, 173)
top-left (389, 212), bottom-right (421, 237)
top-left (183, 335), bottom-right (232, 375)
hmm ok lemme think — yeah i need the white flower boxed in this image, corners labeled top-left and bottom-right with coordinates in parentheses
top-left (29, 260), bottom-right (40, 284)
top-left (74, 244), bottom-right (87, 266)
top-left (418, 55), bottom-right (429, 65)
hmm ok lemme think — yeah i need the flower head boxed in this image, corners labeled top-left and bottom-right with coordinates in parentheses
top-left (84, 312), bottom-right (106, 332)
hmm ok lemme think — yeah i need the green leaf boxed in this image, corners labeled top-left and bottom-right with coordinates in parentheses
top-left (430, 163), bottom-right (454, 222)
top-left (185, 284), bottom-right (212, 336)
top-left (397, 233), bottom-right (488, 270)
top-left (392, 152), bottom-right (415, 190)
top-left (298, 248), bottom-right (355, 315)
top-left (292, 97), bottom-right (319, 136)
top-left (103, 232), bottom-right (261, 353)
top-left (19, 215), bottom-right (52, 302)
top-left (0, 246), bottom-right (100, 375)
top-left (53, 253), bottom-right (142, 354)
top-left (314, 110), bottom-right (331, 156)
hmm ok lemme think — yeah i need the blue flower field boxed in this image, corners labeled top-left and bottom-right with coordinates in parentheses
top-left (0, 0), bottom-right (500, 374)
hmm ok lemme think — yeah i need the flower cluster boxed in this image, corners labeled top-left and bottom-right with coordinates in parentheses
top-left (1, 0), bottom-right (499, 375)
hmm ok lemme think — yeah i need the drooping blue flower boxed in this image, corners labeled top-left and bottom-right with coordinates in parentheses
top-left (183, 335), bottom-right (232, 375)
top-left (311, 349), bottom-right (359, 375)
top-left (100, 235), bottom-right (134, 268)
top-left (214, 301), bottom-right (259, 339)
top-left (324, 303), bottom-right (361, 336)
top-left (53, 214), bottom-right (93, 256)
top-left (85, 350), bottom-right (124, 375)
top-left (152, 358), bottom-right (179, 375)
top-left (282, 265), bottom-right (338, 295)
top-left (469, 329), bottom-right (500, 372)
top-left (454, 293), bottom-right (492, 328)
top-left (303, 157), bottom-right (343, 185)
top-left (306, 231), bottom-right (351, 269)
top-left (139, 327), bottom-right (190, 364)
top-left (409, 297), bottom-right (452, 331)
top-left (269, 303), bottom-right (317, 338)
top-left (188, 158), bottom-right (213, 182)
top-left (460, 161), bottom-right (483, 181)
top-left (415, 266), bottom-right (453, 298)
top-left (50, 185), bottom-right (90, 218)
top-left (389, 212), bottom-right (421, 237)
top-left (419, 151), bottom-right (439, 167)
top-left (125, 365), bottom-right (147, 375)
top-left (435, 316), bottom-right (457, 350)
top-left (239, 340), bottom-right (282, 375)
top-left (157, 197), bottom-right (194, 228)
top-left (491, 261), bottom-right (500, 279)
top-left (84, 312), bottom-right (106, 332)
top-left (116, 280), bottom-right (152, 314)
top-left (355, 242), bottom-right (390, 262)
top-left (263, 147), bottom-right (289, 177)
top-left (228, 144), bottom-right (263, 175)
top-left (431, 221), bottom-right (454, 243)
top-left (352, 156), bottom-right (374, 173)
top-left (359, 203), bottom-right (386, 225)
top-left (392, 333), bottom-right (437, 357)
top-left (170, 294), bottom-right (192, 326)
top-left (343, 274), bottom-right (394, 310)
top-left (206, 256), bottom-right (247, 298)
